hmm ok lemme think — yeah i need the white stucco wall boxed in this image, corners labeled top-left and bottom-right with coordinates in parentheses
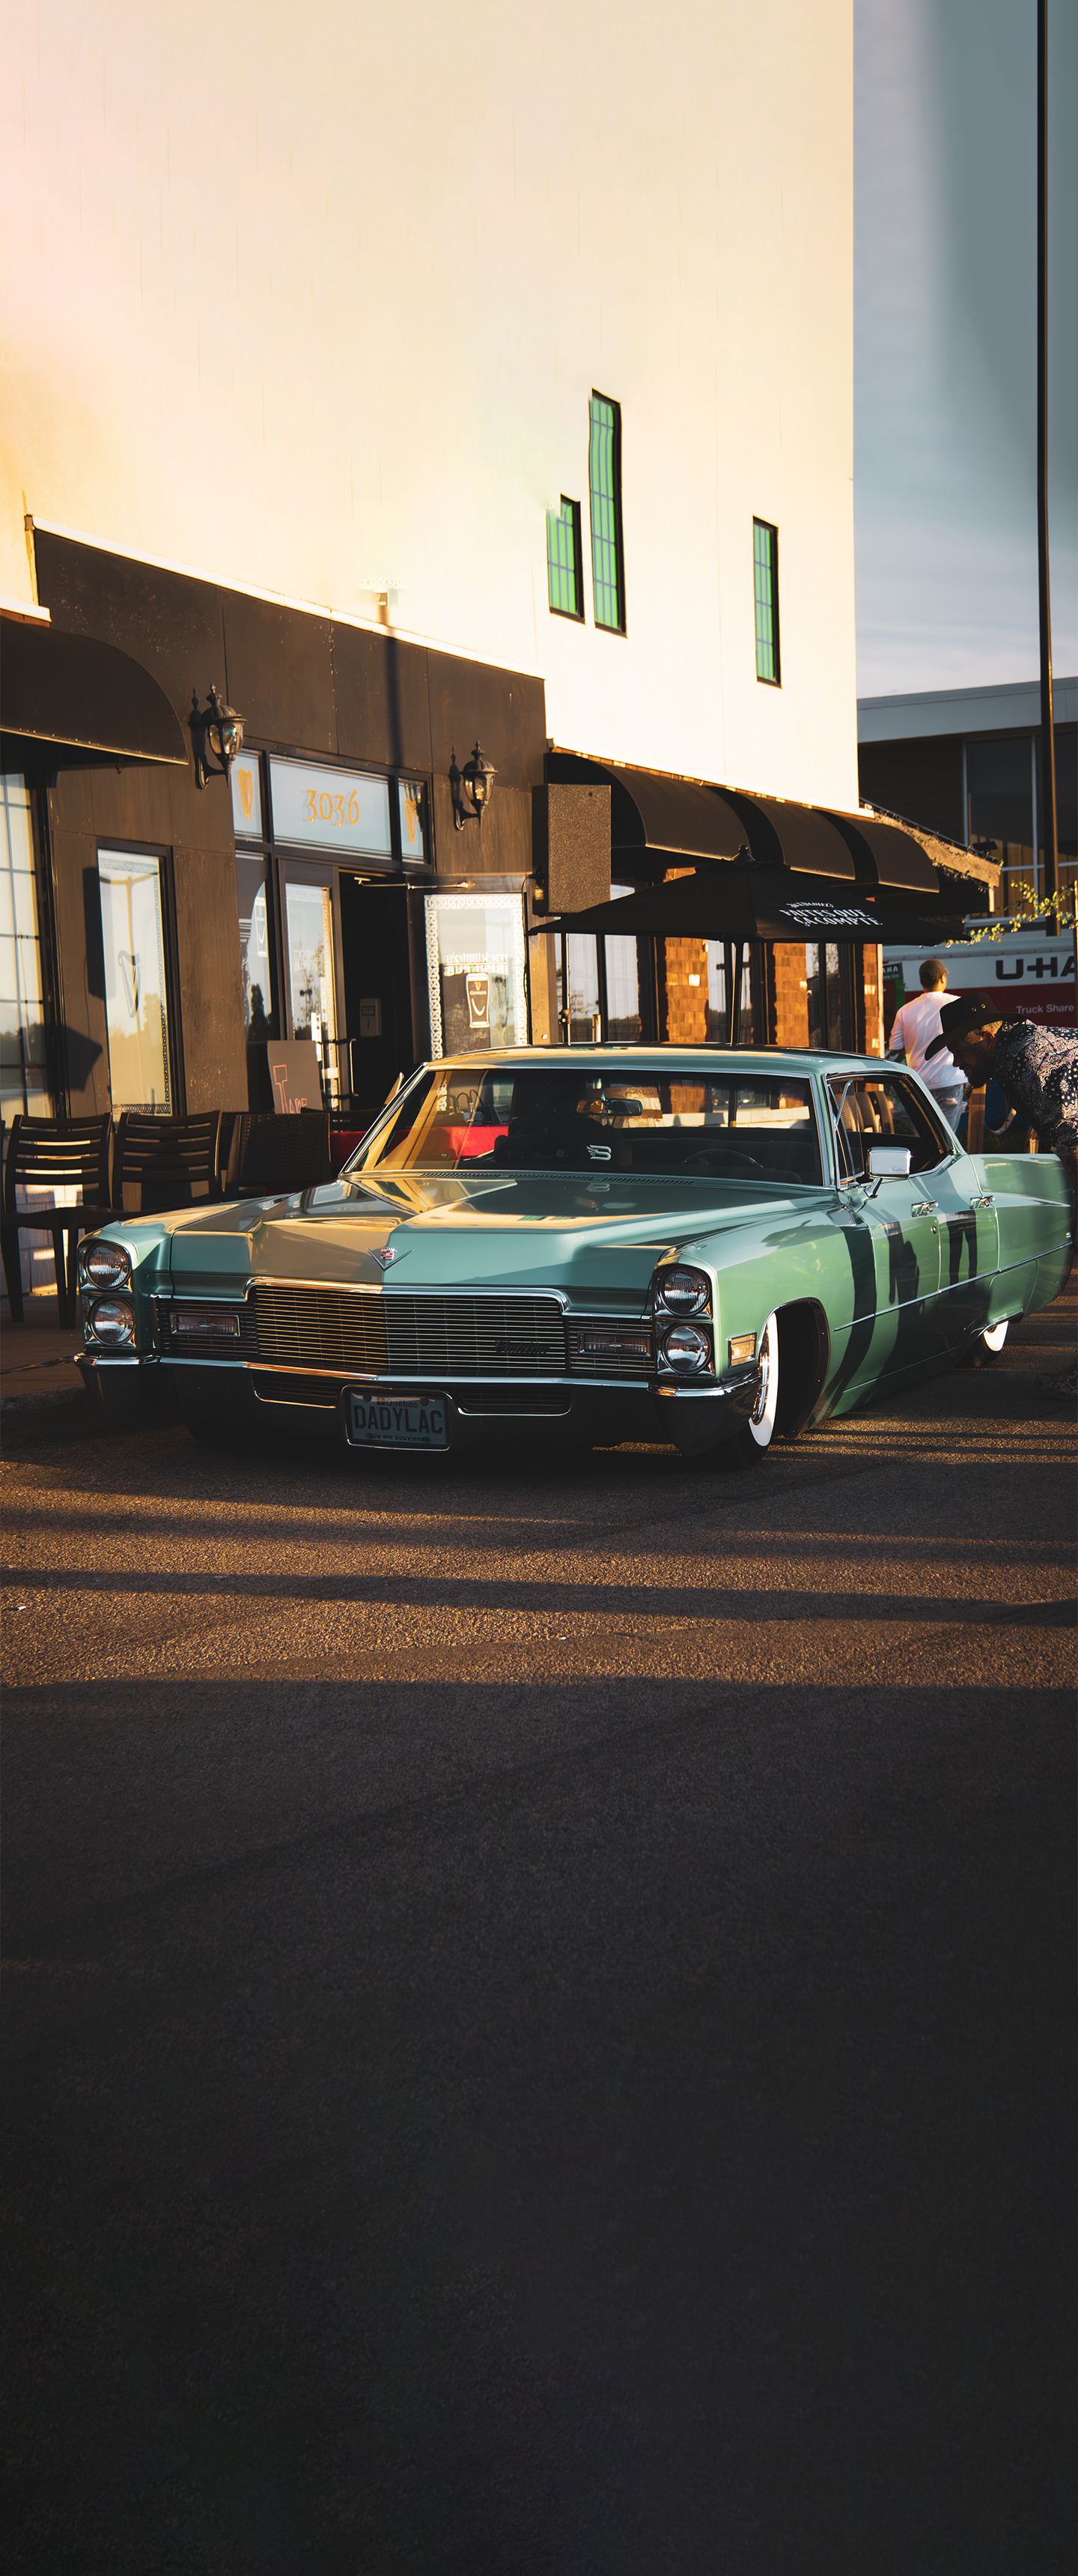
top-left (1, 0), bottom-right (857, 807)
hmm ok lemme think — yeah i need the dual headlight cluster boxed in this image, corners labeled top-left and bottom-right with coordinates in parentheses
top-left (78, 1239), bottom-right (136, 1346)
top-left (652, 1264), bottom-right (713, 1373)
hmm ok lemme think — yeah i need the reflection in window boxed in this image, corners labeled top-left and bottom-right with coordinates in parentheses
top-left (557, 935), bottom-right (600, 1042)
top-left (965, 735), bottom-right (1035, 916)
top-left (284, 879), bottom-right (338, 1074)
top-left (398, 780), bottom-right (428, 866)
top-left (1, 774), bottom-right (50, 1121)
top-left (753, 518), bottom-right (780, 684)
top-left (588, 394), bottom-right (625, 633)
top-left (605, 929), bottom-right (641, 1039)
top-left (97, 849), bottom-right (172, 1113)
top-left (230, 750), bottom-right (264, 839)
top-left (806, 941), bottom-right (849, 1050)
top-left (546, 497), bottom-right (584, 620)
top-left (237, 854), bottom-right (275, 1038)
top-left (424, 893), bottom-right (527, 1057)
top-left (705, 944), bottom-right (754, 1043)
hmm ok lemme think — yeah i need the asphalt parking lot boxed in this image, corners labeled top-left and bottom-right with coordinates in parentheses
top-left (3, 1278), bottom-right (1076, 2575)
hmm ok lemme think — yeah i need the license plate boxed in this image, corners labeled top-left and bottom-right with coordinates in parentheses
top-left (347, 1390), bottom-right (448, 1450)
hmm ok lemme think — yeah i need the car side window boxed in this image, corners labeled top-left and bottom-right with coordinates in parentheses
top-left (827, 1075), bottom-right (950, 1180)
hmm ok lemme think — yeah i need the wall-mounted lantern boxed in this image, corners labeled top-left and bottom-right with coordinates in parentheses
top-left (449, 739), bottom-right (496, 831)
top-left (190, 683), bottom-right (245, 789)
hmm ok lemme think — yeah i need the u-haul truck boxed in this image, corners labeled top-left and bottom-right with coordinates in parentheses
top-left (883, 923), bottom-right (1077, 1043)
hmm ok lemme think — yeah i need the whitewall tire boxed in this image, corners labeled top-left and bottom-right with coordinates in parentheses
top-left (746, 1310), bottom-right (780, 1449)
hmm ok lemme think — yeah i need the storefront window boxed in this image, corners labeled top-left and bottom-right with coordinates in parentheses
top-left (557, 935), bottom-right (601, 1043)
top-left (284, 879), bottom-right (339, 1062)
top-left (237, 854), bottom-right (275, 1036)
top-left (230, 750), bottom-right (264, 839)
top-left (398, 780), bottom-right (429, 867)
top-left (705, 944), bottom-right (754, 1042)
top-left (424, 892), bottom-right (528, 1057)
top-left (604, 934), bottom-right (642, 1039)
top-left (270, 756), bottom-right (392, 860)
top-left (1, 774), bottom-right (51, 1122)
top-left (97, 848), bottom-right (173, 1113)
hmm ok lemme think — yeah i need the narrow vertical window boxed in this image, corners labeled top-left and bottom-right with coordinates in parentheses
top-left (97, 848), bottom-right (174, 1113)
top-left (546, 498), bottom-right (584, 620)
top-left (753, 518), bottom-right (780, 684)
top-left (588, 394), bottom-right (626, 633)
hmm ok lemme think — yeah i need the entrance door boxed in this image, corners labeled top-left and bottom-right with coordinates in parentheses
top-left (340, 876), bottom-right (416, 1126)
top-left (278, 863), bottom-right (345, 1103)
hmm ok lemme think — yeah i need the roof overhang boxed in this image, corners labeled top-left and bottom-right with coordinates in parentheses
top-left (0, 612), bottom-right (188, 765)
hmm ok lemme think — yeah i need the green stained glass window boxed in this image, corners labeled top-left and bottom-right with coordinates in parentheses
top-left (546, 497), bottom-right (583, 620)
top-left (753, 518), bottom-right (780, 684)
top-left (588, 393), bottom-right (625, 633)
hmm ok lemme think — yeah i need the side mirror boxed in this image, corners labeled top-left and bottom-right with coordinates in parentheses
top-left (868, 1145), bottom-right (912, 1179)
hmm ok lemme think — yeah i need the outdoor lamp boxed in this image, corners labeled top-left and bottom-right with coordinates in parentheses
top-left (190, 682), bottom-right (246, 789)
top-left (449, 739), bottom-right (496, 830)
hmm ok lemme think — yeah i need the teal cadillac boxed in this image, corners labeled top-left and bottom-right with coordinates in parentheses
top-left (76, 1048), bottom-right (1073, 1465)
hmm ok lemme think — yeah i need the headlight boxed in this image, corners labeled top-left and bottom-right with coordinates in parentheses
top-left (654, 1264), bottom-right (711, 1316)
top-left (86, 1297), bottom-right (136, 1347)
top-left (79, 1239), bottom-right (132, 1290)
top-left (661, 1322), bottom-right (711, 1372)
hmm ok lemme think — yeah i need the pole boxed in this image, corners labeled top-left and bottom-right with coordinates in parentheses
top-left (1037, 0), bottom-right (1058, 905)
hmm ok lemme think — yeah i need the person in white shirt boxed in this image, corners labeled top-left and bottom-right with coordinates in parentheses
top-left (888, 960), bottom-right (965, 1125)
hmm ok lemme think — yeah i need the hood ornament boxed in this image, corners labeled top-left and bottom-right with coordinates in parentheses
top-left (371, 1245), bottom-right (397, 1270)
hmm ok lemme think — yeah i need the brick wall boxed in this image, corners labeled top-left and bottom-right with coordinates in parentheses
top-left (772, 944), bottom-right (809, 1047)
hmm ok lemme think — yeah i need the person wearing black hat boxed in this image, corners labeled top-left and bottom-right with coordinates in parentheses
top-left (926, 1003), bottom-right (1077, 1396)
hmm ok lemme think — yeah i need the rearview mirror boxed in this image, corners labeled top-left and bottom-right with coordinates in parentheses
top-left (868, 1145), bottom-right (912, 1179)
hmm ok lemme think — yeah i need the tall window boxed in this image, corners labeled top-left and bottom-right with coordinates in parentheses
top-left (97, 849), bottom-right (174, 1114)
top-left (546, 498), bottom-right (584, 620)
top-left (1, 774), bottom-right (51, 1122)
top-left (753, 518), bottom-right (780, 684)
top-left (588, 393), bottom-right (626, 633)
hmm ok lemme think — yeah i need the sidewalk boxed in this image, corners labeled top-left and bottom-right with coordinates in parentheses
top-left (1, 1294), bottom-right (85, 1413)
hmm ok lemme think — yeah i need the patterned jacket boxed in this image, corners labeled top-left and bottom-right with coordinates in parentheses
top-left (993, 1021), bottom-right (1078, 1158)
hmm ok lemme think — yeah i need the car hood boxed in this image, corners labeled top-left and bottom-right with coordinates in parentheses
top-left (165, 1168), bottom-right (826, 1303)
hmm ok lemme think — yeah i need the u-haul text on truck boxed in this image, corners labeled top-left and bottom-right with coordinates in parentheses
top-left (883, 924), bottom-right (1077, 1042)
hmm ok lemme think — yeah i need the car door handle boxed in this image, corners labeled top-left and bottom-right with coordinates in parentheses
top-left (911, 1200), bottom-right (938, 1215)
top-left (972, 1193), bottom-right (995, 1209)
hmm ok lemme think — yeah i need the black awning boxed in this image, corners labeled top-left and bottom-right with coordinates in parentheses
top-left (546, 751), bottom-right (875, 882)
top-left (0, 617), bottom-right (188, 765)
top-left (542, 861), bottom-right (939, 946)
top-left (719, 788), bottom-right (857, 878)
top-left (818, 806), bottom-right (938, 893)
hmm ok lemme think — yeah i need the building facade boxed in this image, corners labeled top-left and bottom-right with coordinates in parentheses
top-left (2, 1), bottom-right (926, 1146)
top-left (858, 678), bottom-right (1078, 920)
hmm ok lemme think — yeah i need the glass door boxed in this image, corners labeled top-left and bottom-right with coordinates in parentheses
top-left (97, 848), bottom-right (175, 1114)
top-left (278, 863), bottom-right (345, 1103)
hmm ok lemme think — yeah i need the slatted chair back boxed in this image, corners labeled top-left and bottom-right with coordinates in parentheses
top-left (112, 1111), bottom-right (223, 1215)
top-left (2, 1114), bottom-right (112, 1218)
top-left (222, 1110), bottom-right (332, 1198)
top-left (1, 1114), bottom-right (113, 1322)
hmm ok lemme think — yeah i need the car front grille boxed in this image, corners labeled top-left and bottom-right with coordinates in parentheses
top-left (252, 1285), bottom-right (567, 1376)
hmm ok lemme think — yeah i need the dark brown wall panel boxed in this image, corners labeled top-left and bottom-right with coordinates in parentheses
top-left (858, 736), bottom-right (964, 844)
top-left (88, 764), bottom-right (175, 849)
top-left (222, 592), bottom-right (334, 753)
top-left (172, 848), bottom-right (247, 1110)
top-left (425, 651), bottom-right (546, 793)
top-left (332, 625), bottom-right (432, 773)
top-left (33, 532), bottom-right (225, 743)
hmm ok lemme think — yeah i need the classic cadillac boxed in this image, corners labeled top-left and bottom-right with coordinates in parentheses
top-left (77, 1048), bottom-right (1073, 1465)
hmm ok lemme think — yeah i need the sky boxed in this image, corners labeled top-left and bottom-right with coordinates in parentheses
top-left (854, 0), bottom-right (1077, 698)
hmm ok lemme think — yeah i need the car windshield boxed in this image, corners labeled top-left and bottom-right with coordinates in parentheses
top-left (348, 1065), bottom-right (823, 1185)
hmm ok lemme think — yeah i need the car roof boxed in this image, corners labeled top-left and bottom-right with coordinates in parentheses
top-left (433, 1046), bottom-right (888, 1077)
